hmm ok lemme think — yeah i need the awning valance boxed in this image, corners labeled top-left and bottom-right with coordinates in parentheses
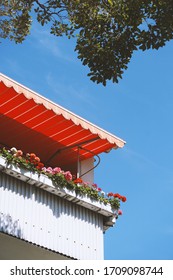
top-left (0, 73), bottom-right (125, 170)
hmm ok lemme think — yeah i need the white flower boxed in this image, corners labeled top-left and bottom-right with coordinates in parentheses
top-left (101, 191), bottom-right (105, 196)
top-left (10, 147), bottom-right (17, 154)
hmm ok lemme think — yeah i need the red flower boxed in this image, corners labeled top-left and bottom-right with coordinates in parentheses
top-left (92, 183), bottom-right (98, 188)
top-left (30, 153), bottom-right (36, 159)
top-left (97, 187), bottom-right (102, 192)
top-left (36, 162), bottom-right (44, 170)
top-left (74, 178), bottom-right (83, 184)
top-left (35, 156), bottom-right (40, 163)
top-left (30, 159), bottom-right (36, 164)
top-left (121, 196), bottom-right (127, 202)
top-left (113, 193), bottom-right (121, 199)
top-left (107, 192), bottom-right (114, 197)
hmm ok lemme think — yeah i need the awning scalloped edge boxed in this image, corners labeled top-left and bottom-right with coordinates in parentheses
top-left (0, 73), bottom-right (126, 148)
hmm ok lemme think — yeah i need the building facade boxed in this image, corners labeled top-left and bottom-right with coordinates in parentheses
top-left (0, 73), bottom-right (125, 259)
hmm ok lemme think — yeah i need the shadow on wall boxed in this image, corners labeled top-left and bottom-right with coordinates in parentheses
top-left (0, 213), bottom-right (22, 238)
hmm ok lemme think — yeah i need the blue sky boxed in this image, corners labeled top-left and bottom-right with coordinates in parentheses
top-left (1, 19), bottom-right (173, 260)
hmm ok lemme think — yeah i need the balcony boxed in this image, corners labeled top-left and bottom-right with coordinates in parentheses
top-left (0, 155), bottom-right (116, 259)
top-left (0, 73), bottom-right (125, 260)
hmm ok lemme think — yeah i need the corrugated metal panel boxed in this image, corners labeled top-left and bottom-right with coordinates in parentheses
top-left (0, 172), bottom-right (104, 259)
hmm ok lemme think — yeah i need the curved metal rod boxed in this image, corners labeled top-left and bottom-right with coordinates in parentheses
top-left (78, 146), bottom-right (101, 178)
top-left (45, 137), bottom-right (99, 165)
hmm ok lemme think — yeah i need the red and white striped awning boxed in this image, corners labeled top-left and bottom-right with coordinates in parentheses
top-left (0, 73), bottom-right (125, 171)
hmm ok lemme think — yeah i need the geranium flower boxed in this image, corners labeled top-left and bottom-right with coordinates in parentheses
top-left (83, 181), bottom-right (90, 186)
top-left (34, 156), bottom-right (40, 163)
top-left (41, 167), bottom-right (47, 172)
top-left (30, 153), bottom-right (36, 159)
top-left (10, 147), bottom-right (17, 154)
top-left (74, 178), bottom-right (83, 184)
top-left (107, 192), bottom-right (114, 197)
top-left (113, 193), bottom-right (121, 199)
top-left (16, 150), bottom-right (23, 156)
top-left (13, 150), bottom-right (23, 157)
top-left (36, 162), bottom-right (44, 170)
top-left (64, 171), bottom-right (72, 181)
top-left (53, 167), bottom-right (62, 174)
top-left (121, 196), bottom-right (127, 202)
top-left (46, 167), bottom-right (53, 174)
top-left (0, 146), bottom-right (127, 213)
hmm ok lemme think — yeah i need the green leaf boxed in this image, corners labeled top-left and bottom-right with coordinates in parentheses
top-left (0, 0), bottom-right (173, 85)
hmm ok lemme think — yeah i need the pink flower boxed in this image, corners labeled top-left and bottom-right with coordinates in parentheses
top-left (41, 167), bottom-right (47, 172)
top-left (118, 209), bottom-right (123, 215)
top-left (64, 171), bottom-right (72, 181)
top-left (46, 167), bottom-right (53, 174)
top-left (53, 167), bottom-right (62, 174)
top-left (16, 150), bottom-right (23, 157)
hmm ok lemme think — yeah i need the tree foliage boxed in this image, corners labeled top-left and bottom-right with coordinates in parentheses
top-left (1, 0), bottom-right (173, 85)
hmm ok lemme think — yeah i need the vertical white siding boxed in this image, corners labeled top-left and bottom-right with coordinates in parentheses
top-left (0, 172), bottom-right (104, 259)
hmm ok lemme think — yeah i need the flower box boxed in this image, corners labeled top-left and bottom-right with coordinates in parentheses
top-left (0, 147), bottom-right (126, 223)
top-left (0, 154), bottom-right (114, 219)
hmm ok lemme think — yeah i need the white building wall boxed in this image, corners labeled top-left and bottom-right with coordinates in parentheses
top-left (80, 157), bottom-right (94, 183)
top-left (0, 172), bottom-right (104, 260)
